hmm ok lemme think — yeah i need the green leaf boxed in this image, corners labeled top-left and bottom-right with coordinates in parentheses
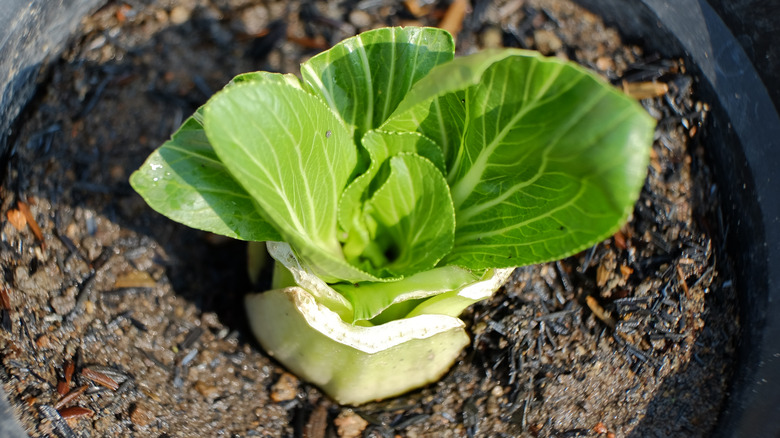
top-left (332, 265), bottom-right (479, 322)
top-left (338, 130), bottom-right (445, 265)
top-left (387, 50), bottom-right (654, 269)
top-left (203, 81), bottom-right (377, 283)
top-left (389, 49), bottom-right (518, 116)
top-left (229, 71), bottom-right (303, 89)
top-left (443, 53), bottom-right (654, 269)
top-left (382, 50), bottom-right (518, 167)
top-left (359, 153), bottom-right (455, 277)
top-left (129, 116), bottom-right (281, 241)
top-left (301, 27), bottom-right (454, 138)
top-left (129, 72), bottom-right (306, 242)
top-left (364, 130), bottom-right (446, 174)
top-left (405, 268), bottom-right (514, 318)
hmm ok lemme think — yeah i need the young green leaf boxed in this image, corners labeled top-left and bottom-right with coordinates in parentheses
top-left (202, 81), bottom-right (377, 283)
top-left (333, 265), bottom-right (478, 322)
top-left (444, 54), bottom-right (654, 268)
top-left (129, 72), bottom-right (305, 242)
top-left (229, 71), bottom-right (303, 89)
top-left (382, 50), bottom-right (518, 167)
top-left (129, 115), bottom-right (281, 241)
top-left (359, 153), bottom-right (455, 277)
top-left (404, 268), bottom-right (514, 318)
top-left (338, 130), bottom-right (445, 271)
top-left (301, 27), bottom-right (454, 138)
top-left (385, 50), bottom-right (654, 269)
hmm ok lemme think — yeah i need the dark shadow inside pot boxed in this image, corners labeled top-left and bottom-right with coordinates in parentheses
top-left (1, 1), bottom-right (778, 437)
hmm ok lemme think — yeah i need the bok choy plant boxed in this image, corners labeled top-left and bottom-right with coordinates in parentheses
top-left (130, 27), bottom-right (654, 405)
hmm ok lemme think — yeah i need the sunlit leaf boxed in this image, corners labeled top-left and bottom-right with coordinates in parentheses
top-left (333, 265), bottom-right (478, 322)
top-left (129, 72), bottom-right (305, 242)
top-left (301, 27), bottom-right (454, 138)
top-left (203, 81), bottom-right (377, 283)
top-left (358, 153), bottom-right (455, 277)
top-left (385, 50), bottom-right (654, 269)
top-left (129, 116), bottom-right (280, 241)
top-left (339, 130), bottom-right (445, 269)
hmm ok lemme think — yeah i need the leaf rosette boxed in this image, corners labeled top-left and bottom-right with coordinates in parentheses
top-left (130, 27), bottom-right (654, 404)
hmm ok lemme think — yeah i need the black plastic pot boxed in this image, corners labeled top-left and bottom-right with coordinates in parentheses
top-left (1, 1), bottom-right (778, 436)
top-left (576, 2), bottom-right (780, 437)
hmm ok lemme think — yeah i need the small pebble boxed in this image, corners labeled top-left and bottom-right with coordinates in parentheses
top-left (130, 402), bottom-right (155, 427)
top-left (36, 334), bottom-right (52, 349)
top-left (596, 56), bottom-right (615, 71)
top-left (154, 9), bottom-right (168, 24)
top-left (51, 294), bottom-right (76, 315)
top-left (334, 409), bottom-right (368, 438)
top-left (533, 29), bottom-right (563, 54)
top-left (85, 35), bottom-right (107, 51)
top-left (349, 10), bottom-right (372, 29)
top-left (270, 372), bottom-right (298, 402)
top-left (169, 6), bottom-right (191, 25)
top-left (239, 5), bottom-right (269, 35)
top-left (481, 26), bottom-right (503, 49)
top-left (195, 381), bottom-right (220, 399)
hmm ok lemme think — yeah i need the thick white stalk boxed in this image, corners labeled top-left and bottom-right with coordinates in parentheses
top-left (246, 242), bottom-right (513, 404)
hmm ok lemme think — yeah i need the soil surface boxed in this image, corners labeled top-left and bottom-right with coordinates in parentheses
top-left (1, 0), bottom-right (738, 437)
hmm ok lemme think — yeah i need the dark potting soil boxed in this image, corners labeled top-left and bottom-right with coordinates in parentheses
top-left (0, 0), bottom-right (738, 437)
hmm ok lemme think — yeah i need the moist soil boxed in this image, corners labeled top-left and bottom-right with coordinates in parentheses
top-left (0, 0), bottom-right (738, 437)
